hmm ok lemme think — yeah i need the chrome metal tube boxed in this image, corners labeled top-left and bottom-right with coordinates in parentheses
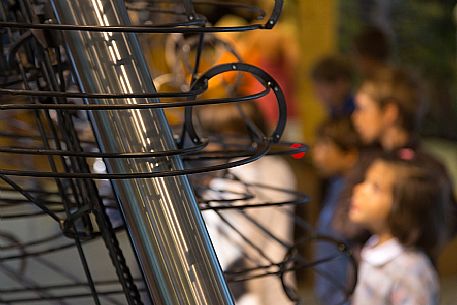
top-left (50, 1), bottom-right (233, 304)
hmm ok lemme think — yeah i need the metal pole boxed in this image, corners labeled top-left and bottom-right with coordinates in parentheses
top-left (50, 1), bottom-right (234, 304)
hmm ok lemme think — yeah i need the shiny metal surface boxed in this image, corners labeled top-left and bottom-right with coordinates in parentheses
top-left (50, 1), bottom-right (234, 304)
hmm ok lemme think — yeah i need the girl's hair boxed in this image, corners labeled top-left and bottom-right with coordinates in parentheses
top-left (359, 68), bottom-right (425, 134)
top-left (379, 151), bottom-right (450, 259)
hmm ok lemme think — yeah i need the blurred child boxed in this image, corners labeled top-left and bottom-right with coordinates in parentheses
top-left (312, 117), bottom-right (361, 305)
top-left (350, 151), bottom-right (449, 305)
top-left (311, 55), bottom-right (355, 119)
top-left (351, 67), bottom-right (456, 232)
top-left (351, 67), bottom-right (424, 151)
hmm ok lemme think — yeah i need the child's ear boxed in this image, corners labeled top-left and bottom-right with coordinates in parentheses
top-left (383, 102), bottom-right (400, 126)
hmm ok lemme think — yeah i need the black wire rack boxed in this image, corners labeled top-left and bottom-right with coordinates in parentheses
top-left (0, 1), bottom-right (356, 304)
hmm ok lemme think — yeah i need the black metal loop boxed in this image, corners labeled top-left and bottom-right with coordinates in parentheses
top-left (0, 83), bottom-right (206, 100)
top-left (0, 139), bottom-right (207, 158)
top-left (185, 62), bottom-right (287, 145)
top-left (0, 137), bottom-right (272, 179)
top-left (0, 84), bottom-right (269, 110)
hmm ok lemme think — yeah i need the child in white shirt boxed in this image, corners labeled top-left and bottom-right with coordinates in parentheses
top-left (349, 151), bottom-right (450, 305)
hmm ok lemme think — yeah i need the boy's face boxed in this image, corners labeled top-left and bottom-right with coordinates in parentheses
top-left (349, 160), bottom-right (394, 233)
top-left (312, 139), bottom-right (354, 177)
top-left (352, 89), bottom-right (386, 144)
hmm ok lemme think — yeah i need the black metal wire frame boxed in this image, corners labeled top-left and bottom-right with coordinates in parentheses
top-left (1, 1), bottom-right (150, 304)
top-left (0, 214), bottom-right (356, 305)
top-left (0, 61), bottom-right (301, 179)
top-left (0, 176), bottom-right (310, 259)
top-left (0, 179), bottom-right (352, 304)
top-left (125, 0), bottom-right (266, 21)
top-left (0, 190), bottom-right (354, 304)
top-left (0, 1), bottom-right (296, 180)
top-left (0, 1), bottom-right (354, 305)
top-left (198, 174), bottom-right (310, 211)
top-left (282, 211), bottom-right (359, 305)
top-left (191, 168), bottom-right (357, 305)
top-left (198, 204), bottom-right (357, 305)
top-left (279, 234), bottom-right (358, 305)
top-left (0, 0), bottom-right (283, 33)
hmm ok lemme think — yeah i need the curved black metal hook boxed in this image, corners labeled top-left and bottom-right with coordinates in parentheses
top-left (184, 62), bottom-right (287, 146)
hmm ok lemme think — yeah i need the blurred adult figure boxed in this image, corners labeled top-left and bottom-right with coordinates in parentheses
top-left (311, 55), bottom-right (355, 119)
top-left (351, 26), bottom-right (391, 79)
top-left (198, 102), bottom-right (297, 305)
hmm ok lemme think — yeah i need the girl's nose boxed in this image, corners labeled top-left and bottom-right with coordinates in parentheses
top-left (353, 181), bottom-right (366, 197)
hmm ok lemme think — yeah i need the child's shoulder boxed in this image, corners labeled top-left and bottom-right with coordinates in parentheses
top-left (391, 249), bottom-right (437, 282)
top-left (387, 250), bottom-right (439, 305)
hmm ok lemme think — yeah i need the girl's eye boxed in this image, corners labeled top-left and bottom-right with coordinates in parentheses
top-left (363, 180), bottom-right (379, 192)
top-left (372, 182), bottom-right (381, 192)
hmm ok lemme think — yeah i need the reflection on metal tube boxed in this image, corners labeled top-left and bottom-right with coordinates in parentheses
top-left (50, 1), bottom-right (234, 304)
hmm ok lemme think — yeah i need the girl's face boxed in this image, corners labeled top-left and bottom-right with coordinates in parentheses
top-left (349, 160), bottom-right (394, 233)
top-left (352, 89), bottom-right (385, 144)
